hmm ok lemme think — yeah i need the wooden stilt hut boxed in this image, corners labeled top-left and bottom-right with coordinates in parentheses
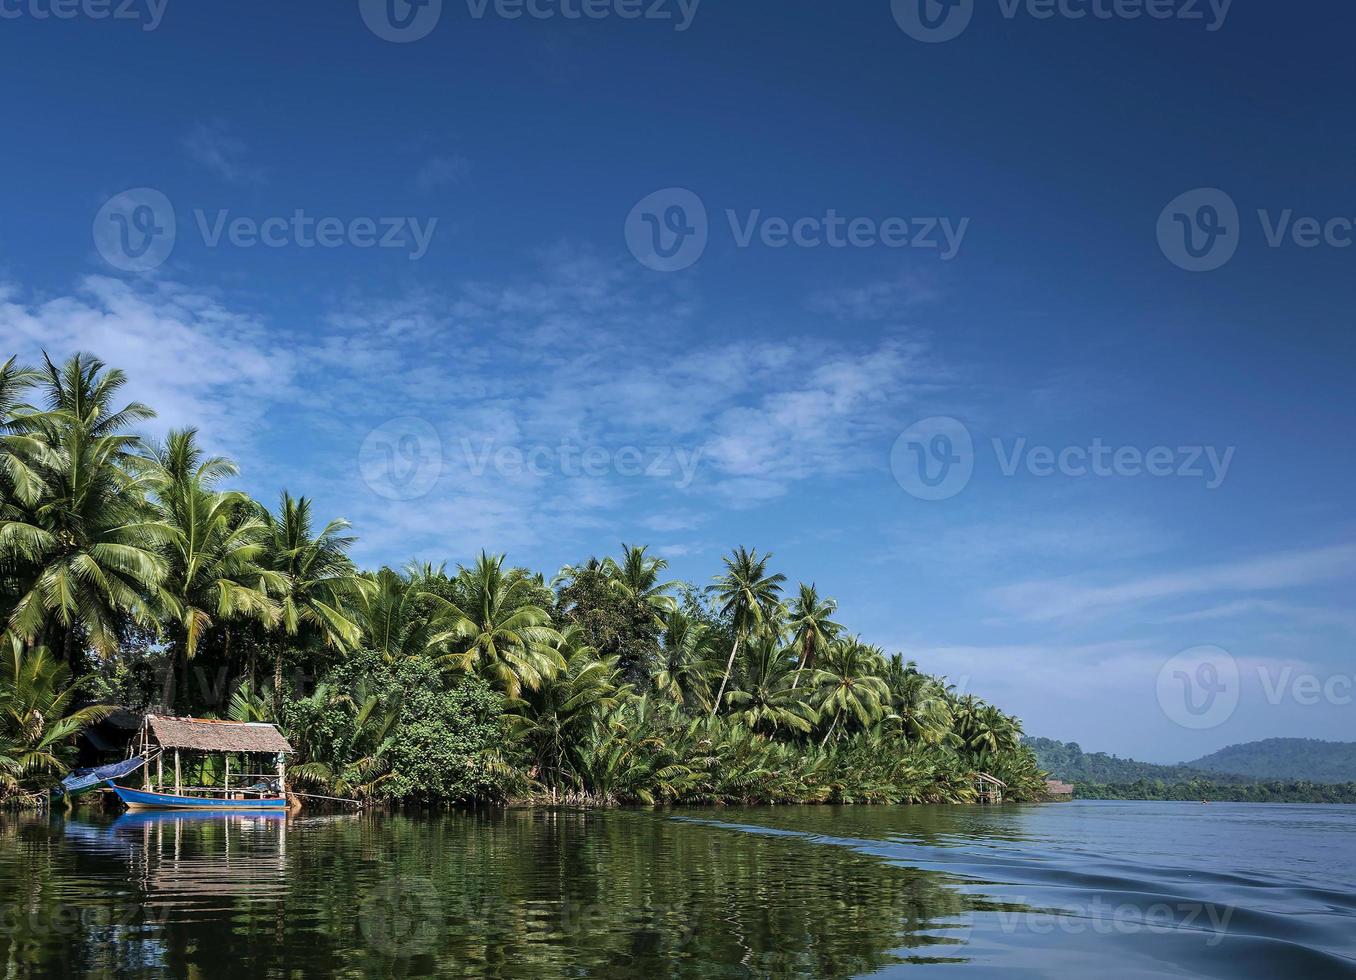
top-left (105, 715), bottom-right (296, 811)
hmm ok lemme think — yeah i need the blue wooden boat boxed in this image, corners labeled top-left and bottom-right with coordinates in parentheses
top-left (109, 783), bottom-right (288, 811)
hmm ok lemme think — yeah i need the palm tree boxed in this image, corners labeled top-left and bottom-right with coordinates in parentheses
top-left (0, 354), bottom-right (169, 664)
top-left (883, 655), bottom-right (954, 746)
top-left (357, 564), bottom-right (446, 662)
top-left (706, 547), bottom-right (785, 718)
top-left (0, 643), bottom-right (113, 794)
top-left (145, 429), bottom-right (282, 683)
top-left (603, 544), bottom-right (678, 620)
top-left (725, 635), bottom-right (815, 735)
top-left (653, 609), bottom-right (715, 712)
top-left (953, 696), bottom-right (1023, 755)
top-left (425, 552), bottom-right (564, 699)
top-left (788, 583), bottom-right (842, 690)
top-left (261, 492), bottom-right (369, 694)
top-left (813, 639), bottom-right (890, 746)
top-left (506, 625), bottom-right (629, 796)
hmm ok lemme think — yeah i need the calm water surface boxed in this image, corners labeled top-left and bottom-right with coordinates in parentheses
top-left (2, 801), bottom-right (1354, 977)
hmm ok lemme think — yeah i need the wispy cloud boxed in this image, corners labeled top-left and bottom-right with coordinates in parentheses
top-left (807, 268), bottom-right (941, 321)
top-left (182, 120), bottom-right (264, 184)
top-left (0, 276), bottom-right (293, 455)
top-left (990, 543), bottom-right (1356, 623)
top-left (414, 154), bottom-right (470, 193)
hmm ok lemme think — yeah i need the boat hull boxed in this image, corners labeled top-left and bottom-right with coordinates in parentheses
top-left (109, 783), bottom-right (288, 811)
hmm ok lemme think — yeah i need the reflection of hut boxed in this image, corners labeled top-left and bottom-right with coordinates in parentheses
top-left (974, 773), bottom-right (1006, 804)
top-left (1044, 779), bottom-right (1075, 800)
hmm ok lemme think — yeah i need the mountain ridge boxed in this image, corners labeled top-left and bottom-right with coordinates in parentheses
top-left (1025, 736), bottom-right (1356, 785)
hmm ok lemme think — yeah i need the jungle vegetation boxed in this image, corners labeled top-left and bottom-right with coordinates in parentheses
top-left (0, 352), bottom-right (1046, 807)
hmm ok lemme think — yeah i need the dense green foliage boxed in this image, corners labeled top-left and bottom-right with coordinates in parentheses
top-left (1075, 780), bottom-right (1356, 804)
top-left (1185, 738), bottom-right (1356, 784)
top-left (1, 352), bottom-right (1046, 807)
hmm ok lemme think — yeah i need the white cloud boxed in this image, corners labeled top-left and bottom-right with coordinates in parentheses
top-left (0, 276), bottom-right (293, 455)
top-left (990, 543), bottom-right (1356, 623)
top-left (414, 155), bottom-right (470, 193)
top-left (182, 120), bottom-right (263, 184)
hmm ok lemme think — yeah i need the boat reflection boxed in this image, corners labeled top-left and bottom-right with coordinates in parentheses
top-left (110, 810), bottom-right (292, 909)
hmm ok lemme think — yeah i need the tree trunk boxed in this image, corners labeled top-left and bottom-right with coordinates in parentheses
top-left (820, 709), bottom-right (841, 747)
top-left (273, 646), bottom-right (284, 713)
top-left (711, 634), bottom-right (741, 718)
top-left (791, 636), bottom-right (813, 691)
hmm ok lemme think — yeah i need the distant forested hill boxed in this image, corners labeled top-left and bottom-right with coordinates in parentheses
top-left (1186, 738), bottom-right (1356, 784)
top-left (1023, 737), bottom-right (1250, 784)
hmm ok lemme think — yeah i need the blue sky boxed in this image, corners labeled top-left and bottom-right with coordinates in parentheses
top-left (1, 1), bottom-right (1353, 762)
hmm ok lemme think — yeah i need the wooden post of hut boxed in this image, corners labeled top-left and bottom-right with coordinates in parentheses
top-left (975, 772), bottom-right (1006, 805)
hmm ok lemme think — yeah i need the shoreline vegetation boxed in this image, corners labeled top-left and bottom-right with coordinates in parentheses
top-left (1, 352), bottom-right (1048, 810)
top-left (1072, 782), bottom-right (1356, 804)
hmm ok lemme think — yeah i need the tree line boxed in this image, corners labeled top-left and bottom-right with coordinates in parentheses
top-left (1, 352), bottom-right (1046, 806)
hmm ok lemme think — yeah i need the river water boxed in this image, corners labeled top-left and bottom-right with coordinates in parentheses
top-left (2, 801), bottom-right (1353, 977)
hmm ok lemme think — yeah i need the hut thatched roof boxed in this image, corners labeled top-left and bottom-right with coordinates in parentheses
top-left (147, 716), bottom-right (293, 754)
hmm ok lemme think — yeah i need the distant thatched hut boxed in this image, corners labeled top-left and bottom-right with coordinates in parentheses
top-left (975, 772), bottom-right (1006, 804)
top-left (1044, 779), bottom-right (1075, 800)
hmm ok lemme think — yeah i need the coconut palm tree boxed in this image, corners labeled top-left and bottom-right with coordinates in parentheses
top-left (707, 547), bottom-right (786, 719)
top-left (0, 354), bottom-right (169, 664)
top-left (788, 583), bottom-right (842, 690)
top-left (356, 564), bottom-right (448, 662)
top-left (425, 552), bottom-right (564, 699)
top-left (603, 543), bottom-right (678, 620)
top-left (506, 625), bottom-right (629, 796)
top-left (261, 492), bottom-right (369, 694)
top-left (145, 429), bottom-right (282, 676)
top-left (653, 609), bottom-right (715, 712)
top-left (724, 635), bottom-right (816, 735)
top-left (813, 639), bottom-right (891, 746)
top-left (883, 654), bottom-right (954, 746)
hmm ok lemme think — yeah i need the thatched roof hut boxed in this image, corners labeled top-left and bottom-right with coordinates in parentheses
top-left (145, 715), bottom-right (293, 755)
